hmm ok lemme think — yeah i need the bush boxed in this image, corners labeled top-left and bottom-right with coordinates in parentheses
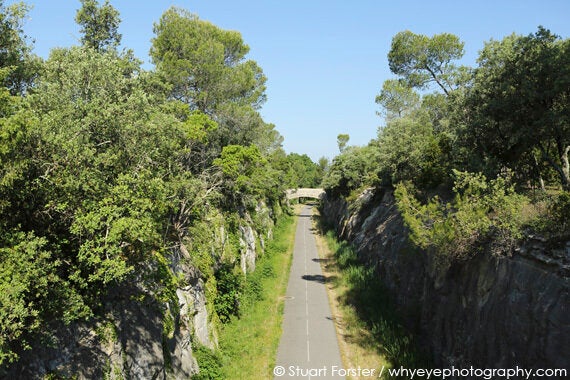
top-left (374, 115), bottom-right (453, 190)
top-left (529, 191), bottom-right (570, 236)
top-left (213, 264), bottom-right (244, 323)
top-left (395, 171), bottom-right (528, 264)
top-left (192, 345), bottom-right (223, 380)
top-left (321, 145), bottom-right (379, 197)
top-left (549, 191), bottom-right (570, 234)
top-left (0, 232), bottom-right (89, 365)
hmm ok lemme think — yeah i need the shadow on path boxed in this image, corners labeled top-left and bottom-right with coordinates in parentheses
top-left (301, 274), bottom-right (337, 284)
top-left (312, 258), bottom-right (333, 263)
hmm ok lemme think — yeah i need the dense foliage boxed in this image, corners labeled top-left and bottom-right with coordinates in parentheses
top-left (323, 27), bottom-right (570, 259)
top-left (0, 0), bottom-right (323, 368)
top-left (396, 171), bottom-right (528, 266)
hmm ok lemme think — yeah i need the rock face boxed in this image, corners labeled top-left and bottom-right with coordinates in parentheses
top-left (5, 288), bottom-right (196, 380)
top-left (321, 187), bottom-right (570, 371)
top-left (4, 204), bottom-right (275, 379)
top-left (240, 225), bottom-right (257, 274)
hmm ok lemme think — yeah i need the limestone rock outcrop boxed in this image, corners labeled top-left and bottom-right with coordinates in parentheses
top-left (4, 204), bottom-right (276, 379)
top-left (321, 187), bottom-right (569, 371)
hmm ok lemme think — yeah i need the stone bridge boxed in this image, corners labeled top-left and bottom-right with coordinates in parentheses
top-left (285, 188), bottom-right (325, 200)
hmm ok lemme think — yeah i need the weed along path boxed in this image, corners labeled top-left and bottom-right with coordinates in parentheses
top-left (274, 205), bottom-right (345, 379)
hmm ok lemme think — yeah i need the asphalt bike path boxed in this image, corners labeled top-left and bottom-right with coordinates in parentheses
top-left (274, 205), bottom-right (344, 379)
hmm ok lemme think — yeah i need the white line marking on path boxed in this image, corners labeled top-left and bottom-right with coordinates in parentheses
top-left (303, 216), bottom-right (311, 364)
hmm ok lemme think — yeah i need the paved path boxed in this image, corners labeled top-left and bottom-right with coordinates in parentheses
top-left (274, 205), bottom-right (344, 379)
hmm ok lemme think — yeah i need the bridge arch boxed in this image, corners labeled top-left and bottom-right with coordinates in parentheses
top-left (285, 188), bottom-right (325, 200)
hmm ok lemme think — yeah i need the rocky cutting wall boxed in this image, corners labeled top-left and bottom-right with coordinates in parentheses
top-left (321, 187), bottom-right (569, 371)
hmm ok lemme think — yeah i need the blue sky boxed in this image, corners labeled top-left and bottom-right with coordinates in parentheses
top-left (10, 0), bottom-right (570, 161)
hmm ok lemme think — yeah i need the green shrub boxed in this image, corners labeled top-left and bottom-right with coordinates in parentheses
top-left (395, 170), bottom-right (528, 264)
top-left (321, 145), bottom-right (379, 197)
top-left (192, 345), bottom-right (223, 380)
top-left (260, 263), bottom-right (275, 278)
top-left (549, 191), bottom-right (570, 234)
top-left (95, 320), bottom-right (118, 345)
top-left (213, 264), bottom-right (244, 323)
top-left (0, 232), bottom-right (89, 365)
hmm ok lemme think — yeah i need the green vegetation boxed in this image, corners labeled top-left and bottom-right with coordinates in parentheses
top-left (466, 27), bottom-right (570, 190)
top-left (395, 171), bottom-right (528, 268)
top-left (213, 263), bottom-right (243, 324)
top-left (0, 0), bottom-right (324, 371)
top-left (192, 345), bottom-right (224, 380)
top-left (320, 228), bottom-right (429, 376)
top-left (337, 133), bottom-right (350, 153)
top-left (75, 0), bottom-right (121, 52)
top-left (282, 152), bottom-right (325, 188)
top-left (0, 0), bottom-right (39, 94)
top-left (323, 27), bottom-right (570, 262)
top-left (321, 144), bottom-right (379, 198)
top-left (2, 0), bottom-right (566, 374)
top-left (216, 213), bottom-right (296, 379)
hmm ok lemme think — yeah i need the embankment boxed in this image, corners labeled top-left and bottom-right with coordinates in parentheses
top-left (4, 203), bottom-right (279, 379)
top-left (321, 187), bottom-right (569, 371)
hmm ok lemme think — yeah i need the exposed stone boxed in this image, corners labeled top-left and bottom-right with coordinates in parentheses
top-left (4, 294), bottom-right (174, 380)
top-left (321, 187), bottom-right (570, 371)
top-left (3, 204), bottom-right (276, 379)
top-left (240, 224), bottom-right (257, 274)
top-left (177, 280), bottom-right (215, 349)
top-left (115, 299), bottom-right (165, 380)
top-left (4, 323), bottom-right (108, 379)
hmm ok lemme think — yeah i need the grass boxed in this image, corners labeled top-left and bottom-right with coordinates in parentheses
top-left (314, 236), bottom-right (388, 379)
top-left (217, 208), bottom-right (298, 379)
top-left (312, 209), bottom-right (429, 379)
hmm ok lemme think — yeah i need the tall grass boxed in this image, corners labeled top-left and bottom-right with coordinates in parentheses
top-left (215, 213), bottom-right (297, 379)
top-left (321, 228), bottom-right (431, 378)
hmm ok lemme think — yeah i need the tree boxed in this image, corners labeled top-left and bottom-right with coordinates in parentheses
top-left (18, 44), bottom-right (213, 306)
top-left (322, 145), bottom-right (379, 197)
top-left (388, 30), bottom-right (467, 95)
top-left (375, 116), bottom-right (447, 187)
top-left (211, 102), bottom-right (278, 150)
top-left (337, 133), bottom-right (350, 152)
top-left (150, 7), bottom-right (277, 161)
top-left (395, 171), bottom-right (527, 265)
top-left (0, 0), bottom-right (38, 94)
top-left (465, 27), bottom-right (570, 189)
top-left (375, 79), bottom-right (420, 120)
top-left (150, 7), bottom-right (266, 114)
top-left (285, 153), bottom-right (321, 188)
top-left (0, 232), bottom-right (89, 365)
top-left (317, 156), bottom-right (329, 182)
top-left (419, 92), bottom-right (450, 133)
top-left (75, 0), bottom-right (122, 52)
top-left (0, 3), bottom-right (292, 371)
top-left (213, 144), bottom-right (277, 207)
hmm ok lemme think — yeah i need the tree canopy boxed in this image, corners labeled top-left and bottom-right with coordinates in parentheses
top-left (75, 0), bottom-right (122, 51)
top-left (0, 2), bottom-right (294, 367)
top-left (465, 27), bottom-right (570, 189)
top-left (375, 79), bottom-right (420, 120)
top-left (323, 27), bottom-right (570, 259)
top-left (150, 7), bottom-right (266, 114)
top-left (0, 0), bottom-right (38, 94)
top-left (326, 27), bottom-right (570, 196)
top-left (388, 30), bottom-right (467, 95)
top-left (149, 7), bottom-right (278, 168)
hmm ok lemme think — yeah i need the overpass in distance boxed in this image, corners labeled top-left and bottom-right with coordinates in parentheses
top-left (285, 188), bottom-right (325, 200)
